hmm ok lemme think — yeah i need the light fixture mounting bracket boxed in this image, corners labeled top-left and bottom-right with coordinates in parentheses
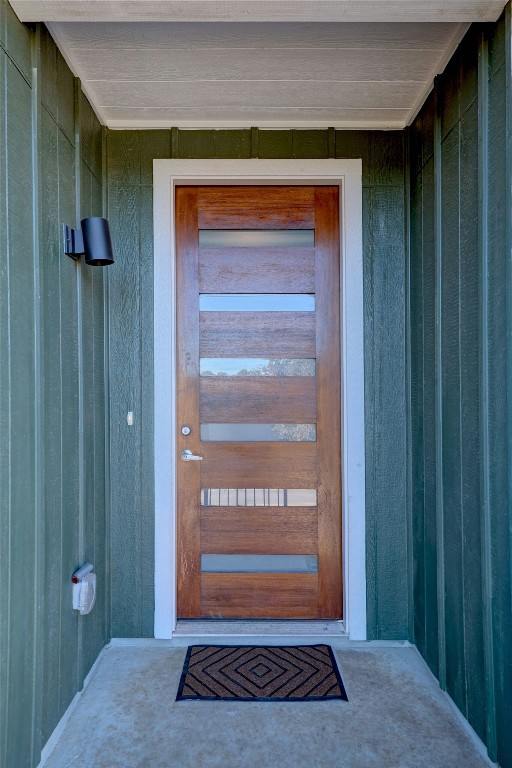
top-left (62, 224), bottom-right (84, 260)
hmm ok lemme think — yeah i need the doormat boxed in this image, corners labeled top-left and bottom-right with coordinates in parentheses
top-left (176, 644), bottom-right (348, 702)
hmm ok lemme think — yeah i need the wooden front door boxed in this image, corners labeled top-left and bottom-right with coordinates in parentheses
top-left (176, 185), bottom-right (342, 619)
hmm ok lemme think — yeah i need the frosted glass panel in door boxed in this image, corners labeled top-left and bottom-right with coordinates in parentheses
top-left (201, 554), bottom-right (318, 573)
top-left (200, 358), bottom-right (316, 376)
top-left (199, 294), bottom-right (315, 312)
top-left (200, 423), bottom-right (316, 441)
top-left (199, 229), bottom-right (315, 247)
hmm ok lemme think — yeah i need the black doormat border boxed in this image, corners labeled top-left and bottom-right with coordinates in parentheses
top-left (176, 643), bottom-right (348, 702)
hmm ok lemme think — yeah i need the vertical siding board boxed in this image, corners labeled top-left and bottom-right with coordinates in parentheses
top-left (361, 166), bottom-right (407, 639)
top-left (40, 109), bottom-right (62, 746)
top-left (108, 182), bottom-right (143, 636)
top-left (335, 131), bottom-right (371, 186)
top-left (441, 54), bottom-right (461, 139)
top-left (91, 262), bottom-right (107, 660)
top-left (459, 100), bottom-right (487, 743)
top-left (57, 128), bottom-right (80, 716)
top-left (80, 92), bottom-right (93, 176)
top-left (177, 129), bottom-right (214, 159)
top-left (421, 155), bottom-right (439, 676)
top-left (478, 31), bottom-right (498, 760)
top-left (92, 271), bottom-right (107, 669)
top-left (5, 60), bottom-right (36, 768)
top-left (505, 7), bottom-right (512, 767)
top-left (31, 29), bottom-right (44, 761)
top-left (140, 185), bottom-right (156, 636)
top-left (370, 132), bottom-right (405, 187)
top-left (214, 129), bottom-right (251, 158)
top-left (440, 121), bottom-right (466, 715)
top-left (56, 49), bottom-right (75, 144)
top-left (487, 47), bottom-right (512, 767)
top-left (327, 127), bottom-right (335, 158)
top-left (369, 186), bottom-right (407, 638)
top-left (81, 163), bottom-right (94, 538)
top-left (2, 0), bottom-right (31, 81)
top-left (0, 44), bottom-right (8, 768)
top-left (420, 94), bottom-right (436, 166)
top-left (170, 126), bottom-right (179, 157)
top-left (410, 158), bottom-right (426, 654)
top-left (79, 90), bottom-right (102, 181)
top-left (409, 91), bottom-right (439, 678)
top-left (257, 129), bottom-right (293, 158)
top-left (106, 130), bottom-right (140, 186)
top-left (459, 29), bottom-right (479, 115)
top-left (75, 90), bottom-right (85, 660)
top-left (40, 27), bottom-right (58, 120)
top-left (291, 129), bottom-right (328, 159)
top-left (140, 130), bottom-right (171, 184)
top-left (91, 113), bottom-right (103, 184)
top-left (489, 12), bottom-right (506, 75)
top-left (362, 186), bottom-right (377, 636)
top-left (433, 91), bottom-right (447, 691)
top-left (102, 127), bottom-right (112, 644)
top-left (91, 174), bottom-right (107, 667)
top-left (80, 163), bottom-right (97, 676)
top-left (249, 126), bottom-right (259, 157)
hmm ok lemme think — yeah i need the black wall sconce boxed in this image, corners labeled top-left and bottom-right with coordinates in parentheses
top-left (63, 217), bottom-right (115, 266)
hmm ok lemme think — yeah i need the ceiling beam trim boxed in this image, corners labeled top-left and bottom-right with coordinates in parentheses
top-left (11, 0), bottom-right (507, 24)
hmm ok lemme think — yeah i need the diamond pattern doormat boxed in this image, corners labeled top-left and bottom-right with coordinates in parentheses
top-left (176, 644), bottom-right (348, 702)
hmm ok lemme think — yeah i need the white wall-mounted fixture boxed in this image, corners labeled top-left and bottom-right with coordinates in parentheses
top-left (71, 563), bottom-right (96, 615)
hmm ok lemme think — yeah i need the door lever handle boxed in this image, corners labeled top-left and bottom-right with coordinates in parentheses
top-left (180, 449), bottom-right (203, 462)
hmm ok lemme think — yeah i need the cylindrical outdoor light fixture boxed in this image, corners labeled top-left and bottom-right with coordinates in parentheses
top-left (81, 217), bottom-right (115, 266)
top-left (62, 216), bottom-right (115, 266)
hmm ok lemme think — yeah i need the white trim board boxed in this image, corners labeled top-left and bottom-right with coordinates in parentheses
top-left (153, 159), bottom-right (366, 641)
top-left (12, 1), bottom-right (506, 23)
top-left (109, 638), bottom-right (409, 649)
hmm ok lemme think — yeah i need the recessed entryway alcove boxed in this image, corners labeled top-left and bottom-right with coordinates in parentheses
top-left (153, 159), bottom-right (366, 640)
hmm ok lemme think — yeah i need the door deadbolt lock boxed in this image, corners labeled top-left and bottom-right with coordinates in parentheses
top-left (181, 425), bottom-right (191, 436)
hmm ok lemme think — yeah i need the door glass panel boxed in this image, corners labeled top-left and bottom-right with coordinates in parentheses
top-left (200, 358), bottom-right (316, 377)
top-left (200, 423), bottom-right (316, 442)
top-left (199, 229), bottom-right (315, 248)
top-left (199, 293), bottom-right (315, 312)
top-left (201, 554), bottom-right (318, 573)
top-left (201, 489), bottom-right (317, 507)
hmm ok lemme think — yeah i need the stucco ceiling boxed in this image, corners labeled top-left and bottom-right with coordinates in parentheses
top-left (15, 0), bottom-right (503, 129)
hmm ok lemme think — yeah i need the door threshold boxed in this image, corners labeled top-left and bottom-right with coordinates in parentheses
top-left (173, 619), bottom-right (347, 646)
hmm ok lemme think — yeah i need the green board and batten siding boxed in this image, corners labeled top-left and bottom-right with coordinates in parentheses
top-left (1, 1), bottom-right (512, 767)
top-left (0, 5), bottom-right (108, 767)
top-left (105, 127), bottom-right (409, 641)
top-left (409, 14), bottom-right (512, 768)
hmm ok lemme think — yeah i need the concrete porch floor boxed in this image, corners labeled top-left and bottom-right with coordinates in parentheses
top-left (42, 644), bottom-right (493, 768)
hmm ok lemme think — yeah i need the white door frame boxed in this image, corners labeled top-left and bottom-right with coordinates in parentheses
top-left (153, 159), bottom-right (366, 640)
